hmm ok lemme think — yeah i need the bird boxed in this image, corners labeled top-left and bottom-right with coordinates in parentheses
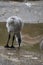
top-left (5, 16), bottom-right (23, 48)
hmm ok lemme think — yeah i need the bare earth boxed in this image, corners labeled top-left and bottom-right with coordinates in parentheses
top-left (22, 34), bottom-right (43, 44)
top-left (0, 46), bottom-right (43, 65)
top-left (0, 35), bottom-right (43, 65)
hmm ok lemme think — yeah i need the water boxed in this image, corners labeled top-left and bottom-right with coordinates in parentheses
top-left (0, 1), bottom-right (43, 23)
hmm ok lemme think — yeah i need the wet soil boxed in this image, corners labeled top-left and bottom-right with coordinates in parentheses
top-left (0, 34), bottom-right (43, 65)
top-left (0, 46), bottom-right (43, 65)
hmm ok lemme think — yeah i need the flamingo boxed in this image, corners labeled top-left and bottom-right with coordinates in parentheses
top-left (5, 16), bottom-right (23, 48)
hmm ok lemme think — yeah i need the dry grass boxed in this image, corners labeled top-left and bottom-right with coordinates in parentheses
top-left (22, 23), bottom-right (43, 37)
top-left (0, 22), bottom-right (43, 52)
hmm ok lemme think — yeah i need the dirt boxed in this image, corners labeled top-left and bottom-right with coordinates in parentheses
top-left (0, 35), bottom-right (43, 65)
top-left (0, 46), bottom-right (43, 65)
top-left (22, 34), bottom-right (43, 44)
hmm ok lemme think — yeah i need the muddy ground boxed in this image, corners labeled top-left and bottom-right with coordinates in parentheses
top-left (0, 34), bottom-right (43, 65)
top-left (0, 44), bottom-right (43, 65)
top-left (0, 23), bottom-right (43, 65)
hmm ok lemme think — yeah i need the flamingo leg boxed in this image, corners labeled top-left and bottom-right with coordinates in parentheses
top-left (10, 34), bottom-right (15, 48)
top-left (16, 32), bottom-right (21, 48)
top-left (4, 33), bottom-right (11, 48)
